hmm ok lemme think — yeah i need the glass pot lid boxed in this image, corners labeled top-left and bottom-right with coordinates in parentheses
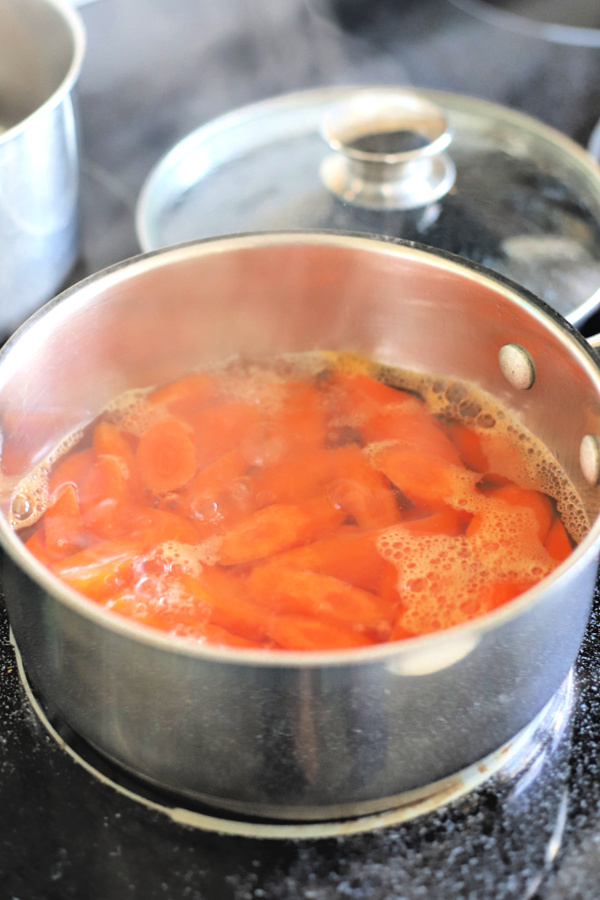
top-left (136, 85), bottom-right (600, 325)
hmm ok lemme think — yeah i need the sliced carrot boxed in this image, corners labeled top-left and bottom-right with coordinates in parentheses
top-left (25, 530), bottom-right (51, 567)
top-left (110, 579), bottom-right (263, 647)
top-left (129, 507), bottom-right (201, 546)
top-left (80, 454), bottom-right (129, 511)
top-left (203, 623), bottom-right (264, 649)
top-left (246, 565), bottom-right (394, 637)
top-left (263, 526), bottom-right (389, 593)
top-left (44, 484), bottom-right (84, 559)
top-left (251, 445), bottom-right (400, 528)
top-left (93, 422), bottom-right (135, 469)
top-left (446, 421), bottom-right (489, 473)
top-left (148, 372), bottom-right (219, 418)
top-left (363, 399), bottom-right (463, 465)
top-left (250, 446), bottom-right (337, 505)
top-left (400, 508), bottom-right (466, 537)
top-left (181, 448), bottom-right (250, 516)
top-left (270, 382), bottom-right (329, 451)
top-left (484, 484), bottom-right (554, 544)
top-left (268, 615), bottom-right (374, 651)
top-left (327, 469), bottom-right (401, 529)
top-left (48, 448), bottom-right (95, 497)
top-left (136, 417), bottom-right (197, 493)
top-left (544, 518), bottom-right (573, 563)
top-left (377, 560), bottom-right (402, 606)
top-left (79, 455), bottom-right (131, 538)
top-left (109, 588), bottom-right (210, 637)
top-left (92, 421), bottom-right (145, 496)
top-left (189, 402), bottom-right (261, 469)
top-left (51, 540), bottom-right (143, 599)
top-left (330, 370), bottom-right (413, 416)
top-left (240, 384), bottom-right (328, 467)
top-left (177, 570), bottom-right (269, 642)
top-left (460, 580), bottom-right (535, 617)
top-left (478, 429), bottom-right (533, 482)
top-left (370, 443), bottom-right (478, 510)
top-left (389, 616), bottom-right (417, 642)
top-left (218, 497), bottom-right (346, 566)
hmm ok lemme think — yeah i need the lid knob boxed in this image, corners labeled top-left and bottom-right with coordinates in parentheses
top-left (320, 89), bottom-right (456, 210)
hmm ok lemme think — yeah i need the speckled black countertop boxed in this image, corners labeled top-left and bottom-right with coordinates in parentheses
top-left (3, 1), bottom-right (600, 897)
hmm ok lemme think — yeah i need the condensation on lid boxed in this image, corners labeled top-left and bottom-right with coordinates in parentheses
top-left (136, 86), bottom-right (600, 327)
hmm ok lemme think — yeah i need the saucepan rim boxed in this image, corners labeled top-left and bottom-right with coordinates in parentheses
top-left (1, 230), bottom-right (599, 668)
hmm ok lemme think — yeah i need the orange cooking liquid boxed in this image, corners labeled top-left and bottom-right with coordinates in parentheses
top-left (9, 353), bottom-right (585, 651)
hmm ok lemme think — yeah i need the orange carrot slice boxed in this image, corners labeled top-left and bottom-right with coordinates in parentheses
top-left (189, 402), bottom-right (261, 469)
top-left (544, 518), bottom-right (573, 563)
top-left (327, 468), bottom-right (400, 529)
top-left (51, 540), bottom-right (143, 599)
top-left (79, 455), bottom-right (131, 538)
top-left (459, 579), bottom-right (536, 617)
top-left (263, 526), bottom-right (389, 593)
top-left (330, 370), bottom-right (413, 416)
top-left (268, 615), bottom-right (374, 651)
top-left (181, 448), bottom-right (250, 516)
top-left (246, 565), bottom-right (394, 637)
top-left (270, 382), bottom-right (329, 451)
top-left (400, 508), bottom-right (466, 537)
top-left (251, 445), bottom-right (399, 528)
top-left (446, 421), bottom-right (489, 473)
top-left (177, 571), bottom-right (269, 642)
top-left (363, 399), bottom-right (463, 465)
top-left (48, 448), bottom-right (95, 497)
top-left (136, 417), bottom-right (197, 493)
top-left (129, 507), bottom-right (201, 545)
top-left (80, 454), bottom-right (129, 511)
top-left (148, 373), bottom-right (219, 418)
top-left (218, 497), bottom-right (346, 566)
top-left (93, 422), bottom-right (136, 469)
top-left (469, 484), bottom-right (554, 544)
top-left (44, 484), bottom-right (84, 559)
top-left (25, 530), bottom-right (51, 568)
top-left (250, 446), bottom-right (338, 505)
top-left (371, 443), bottom-right (478, 510)
top-left (202, 623), bottom-right (264, 649)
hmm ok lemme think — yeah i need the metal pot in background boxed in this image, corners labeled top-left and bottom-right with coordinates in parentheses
top-left (0, 0), bottom-right (85, 335)
top-left (1, 233), bottom-right (600, 821)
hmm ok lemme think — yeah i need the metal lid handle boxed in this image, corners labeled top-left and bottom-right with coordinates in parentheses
top-left (320, 89), bottom-right (456, 211)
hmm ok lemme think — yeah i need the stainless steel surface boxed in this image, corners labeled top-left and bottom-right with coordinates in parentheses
top-left (1, 233), bottom-right (600, 819)
top-left (0, 0), bottom-right (85, 333)
top-left (135, 86), bottom-right (600, 326)
top-left (320, 88), bottom-right (456, 209)
top-left (17, 637), bottom-right (575, 837)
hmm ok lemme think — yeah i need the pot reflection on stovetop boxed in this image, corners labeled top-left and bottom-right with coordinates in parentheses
top-left (3, 566), bottom-right (600, 898)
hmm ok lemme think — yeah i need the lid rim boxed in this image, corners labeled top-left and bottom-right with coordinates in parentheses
top-left (135, 85), bottom-right (600, 327)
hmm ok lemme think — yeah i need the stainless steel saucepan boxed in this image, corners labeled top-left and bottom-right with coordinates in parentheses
top-left (0, 232), bottom-right (599, 821)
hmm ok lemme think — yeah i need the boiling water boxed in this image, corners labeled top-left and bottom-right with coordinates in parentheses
top-left (5, 352), bottom-right (589, 645)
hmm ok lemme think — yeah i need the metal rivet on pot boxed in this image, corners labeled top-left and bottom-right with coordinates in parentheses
top-left (580, 434), bottom-right (600, 486)
top-left (498, 343), bottom-right (536, 390)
